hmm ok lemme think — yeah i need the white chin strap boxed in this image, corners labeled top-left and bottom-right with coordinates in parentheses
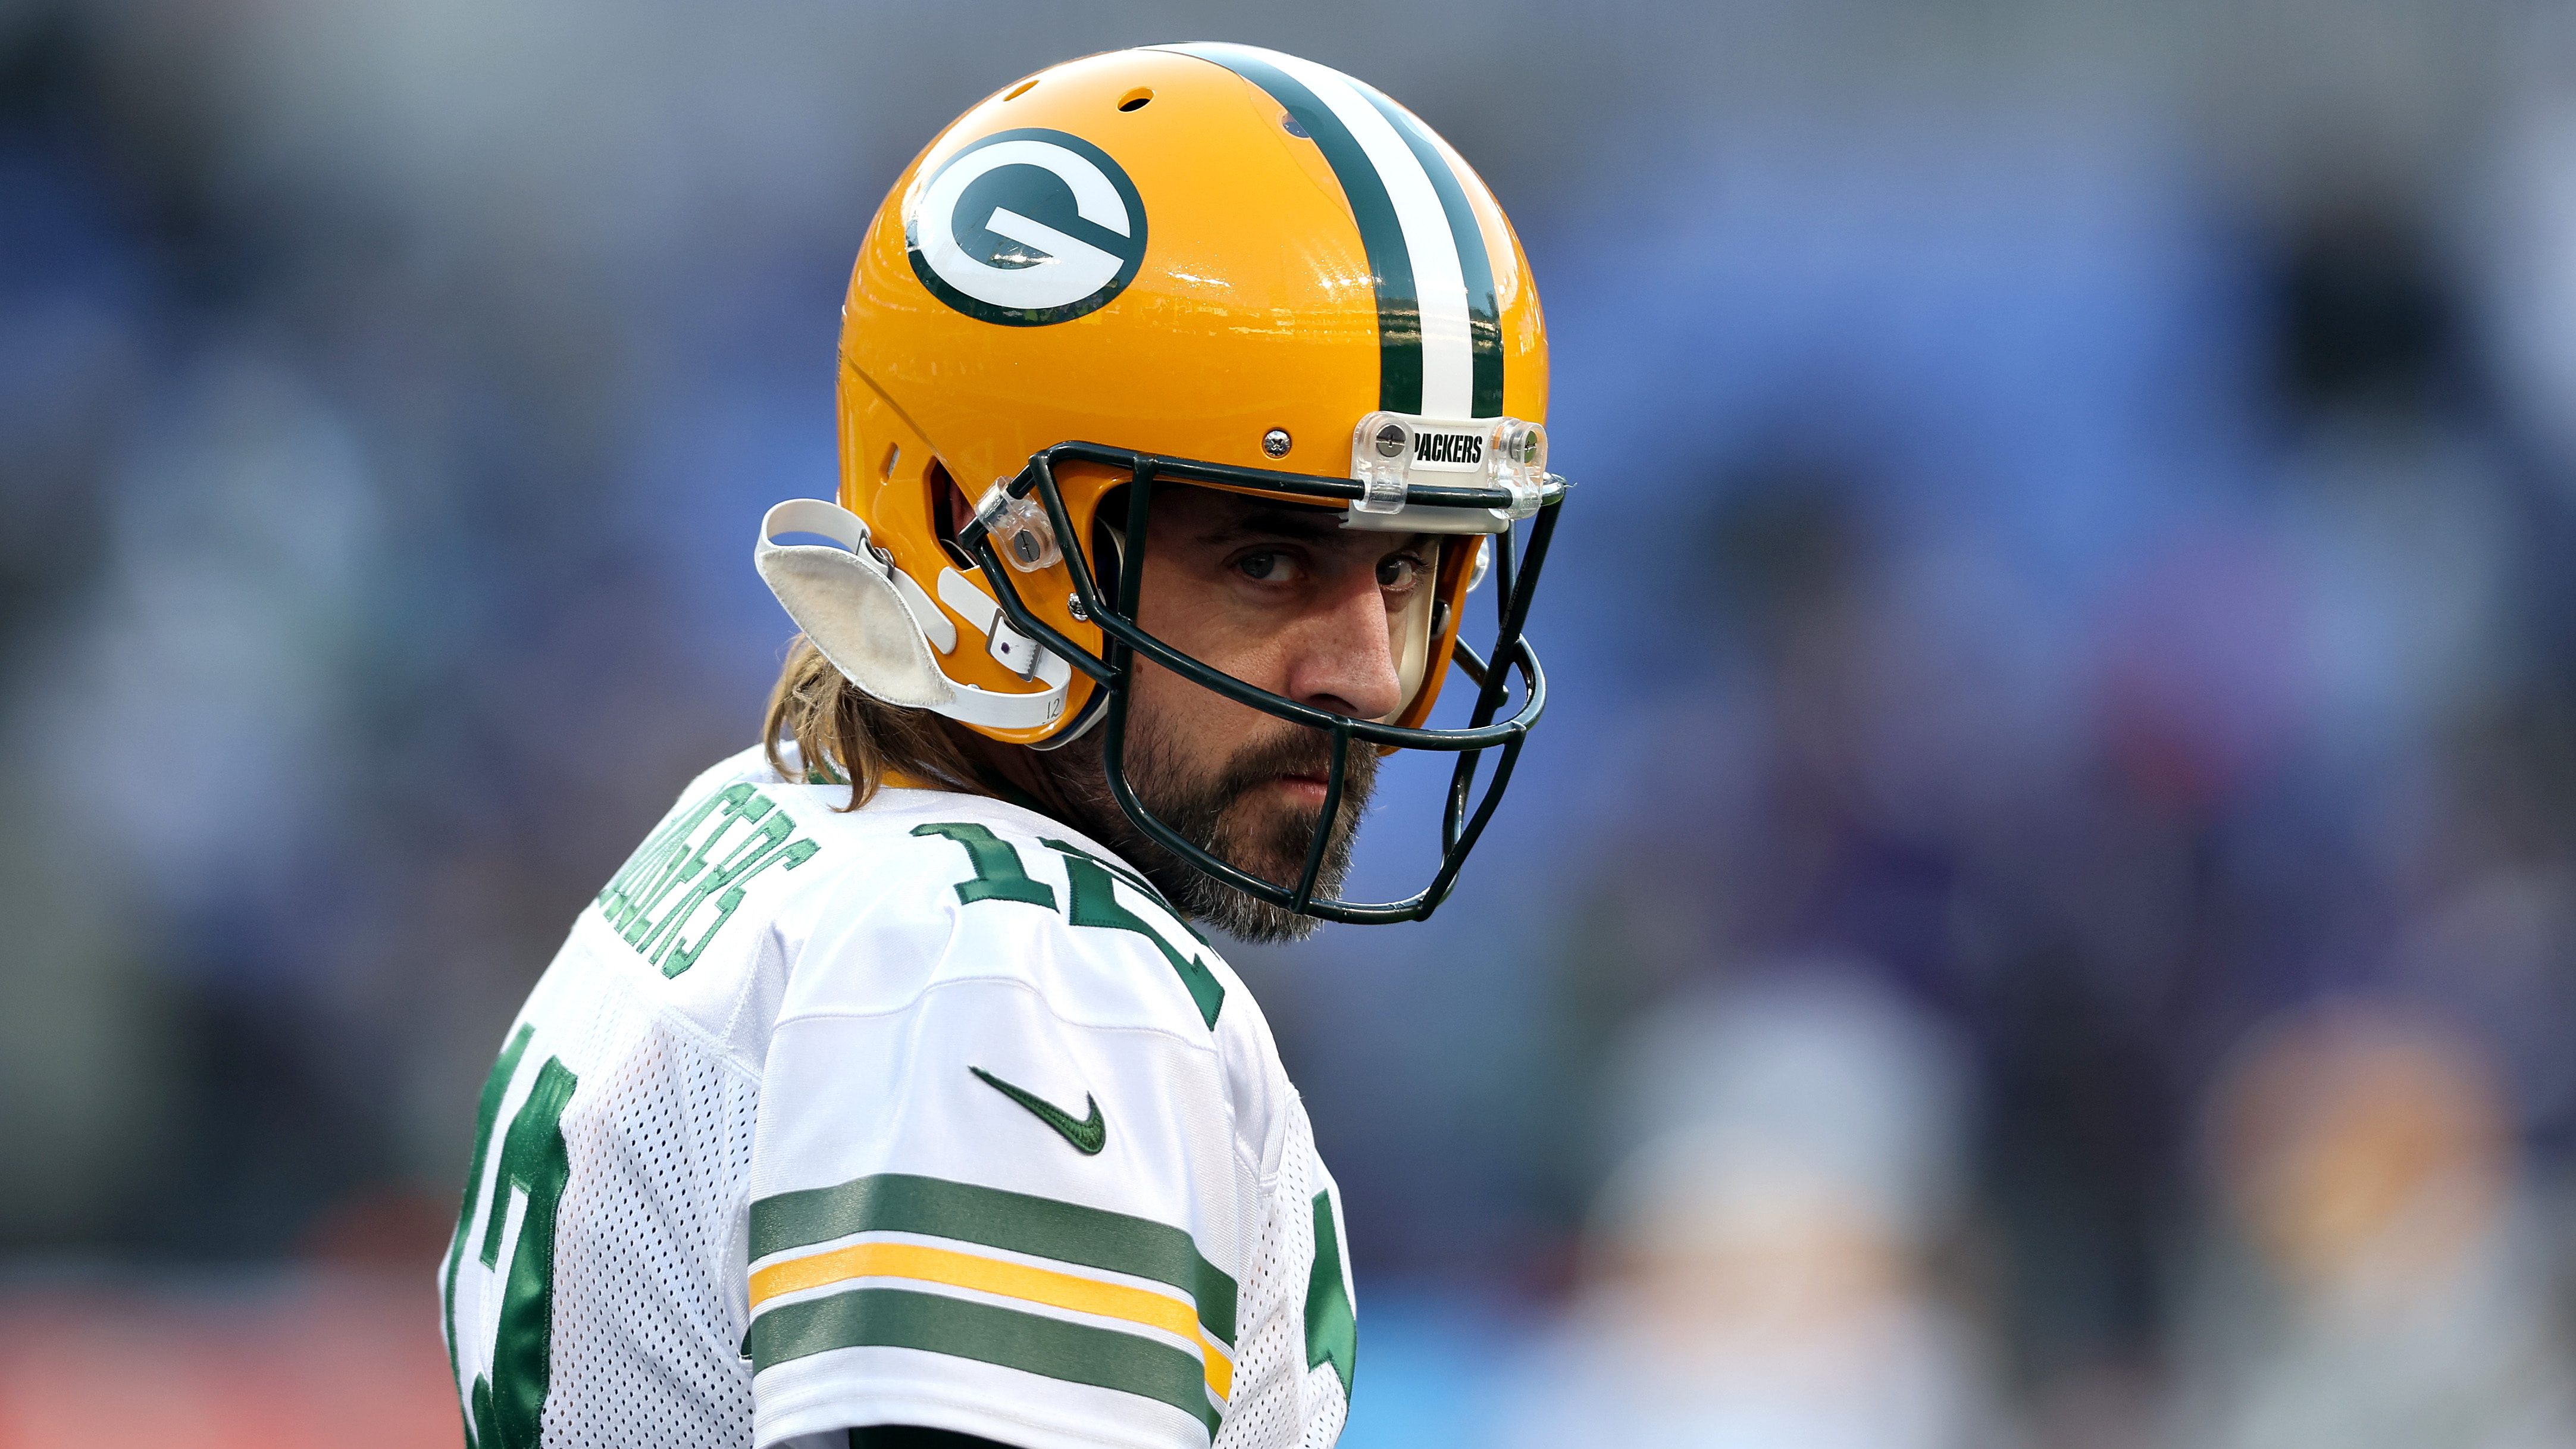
top-left (755, 499), bottom-right (1071, 731)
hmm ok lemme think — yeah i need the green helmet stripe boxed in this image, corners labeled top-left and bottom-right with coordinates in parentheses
top-left (1351, 80), bottom-right (1505, 418)
top-left (1164, 42), bottom-right (1425, 414)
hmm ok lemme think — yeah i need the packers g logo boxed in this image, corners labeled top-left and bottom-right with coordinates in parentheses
top-left (905, 128), bottom-right (1148, 326)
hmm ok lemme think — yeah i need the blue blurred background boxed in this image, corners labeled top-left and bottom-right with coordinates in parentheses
top-left (11, 2), bottom-right (2576, 1445)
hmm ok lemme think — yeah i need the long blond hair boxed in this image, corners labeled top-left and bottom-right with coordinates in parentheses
top-left (762, 636), bottom-right (984, 809)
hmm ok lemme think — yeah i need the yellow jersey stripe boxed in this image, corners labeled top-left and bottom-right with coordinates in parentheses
top-left (749, 1238), bottom-right (1234, 1401)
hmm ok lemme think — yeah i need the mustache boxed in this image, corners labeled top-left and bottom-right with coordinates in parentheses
top-left (1212, 728), bottom-right (1361, 801)
top-left (1048, 708), bottom-right (1381, 940)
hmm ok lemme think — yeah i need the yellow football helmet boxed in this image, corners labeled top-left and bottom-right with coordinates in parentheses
top-left (756, 42), bottom-right (1567, 922)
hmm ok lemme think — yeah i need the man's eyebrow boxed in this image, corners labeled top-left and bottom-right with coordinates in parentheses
top-left (1194, 508), bottom-right (1350, 545)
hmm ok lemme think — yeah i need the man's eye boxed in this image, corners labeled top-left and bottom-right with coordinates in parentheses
top-left (1376, 555), bottom-right (1425, 590)
top-left (1238, 551), bottom-right (1290, 581)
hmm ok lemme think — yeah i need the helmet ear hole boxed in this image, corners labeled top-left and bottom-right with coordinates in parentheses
top-left (1090, 483), bottom-right (1132, 594)
top-left (928, 461), bottom-right (977, 571)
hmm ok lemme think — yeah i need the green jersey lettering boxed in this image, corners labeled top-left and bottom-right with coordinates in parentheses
top-left (599, 785), bottom-right (819, 977)
top-left (444, 1034), bottom-right (580, 1449)
top-left (1303, 1188), bottom-right (1357, 1394)
top-left (912, 822), bottom-right (1057, 909)
top-left (1053, 849), bottom-right (1225, 1029)
top-left (913, 822), bottom-right (1221, 1029)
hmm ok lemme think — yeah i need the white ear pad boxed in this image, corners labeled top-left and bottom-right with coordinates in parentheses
top-left (756, 498), bottom-right (1074, 731)
top-left (756, 499), bottom-right (956, 711)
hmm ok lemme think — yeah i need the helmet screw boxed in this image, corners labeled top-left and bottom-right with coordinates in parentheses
top-left (1067, 593), bottom-right (1090, 622)
top-left (1262, 428), bottom-right (1292, 458)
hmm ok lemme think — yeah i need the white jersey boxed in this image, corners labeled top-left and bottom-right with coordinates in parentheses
top-left (439, 746), bottom-right (1356, 1449)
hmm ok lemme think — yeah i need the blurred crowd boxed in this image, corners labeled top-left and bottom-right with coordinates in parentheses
top-left (11, 1), bottom-right (2576, 1445)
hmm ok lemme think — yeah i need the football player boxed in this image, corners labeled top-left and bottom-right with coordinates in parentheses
top-left (439, 43), bottom-right (1564, 1449)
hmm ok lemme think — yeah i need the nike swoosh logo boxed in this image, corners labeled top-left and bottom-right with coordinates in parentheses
top-left (969, 1066), bottom-right (1106, 1156)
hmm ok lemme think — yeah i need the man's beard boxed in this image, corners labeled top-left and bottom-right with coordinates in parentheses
top-left (1041, 711), bottom-right (1379, 944)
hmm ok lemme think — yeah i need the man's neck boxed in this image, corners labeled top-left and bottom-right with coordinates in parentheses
top-left (953, 725), bottom-right (1082, 827)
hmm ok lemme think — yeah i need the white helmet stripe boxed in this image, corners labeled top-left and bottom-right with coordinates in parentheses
top-left (1354, 85), bottom-right (1508, 420)
top-left (1253, 50), bottom-right (1476, 418)
top-left (1168, 43), bottom-right (1493, 418)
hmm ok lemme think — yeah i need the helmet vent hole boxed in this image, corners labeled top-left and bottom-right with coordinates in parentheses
top-left (1004, 79), bottom-right (1038, 101)
top-left (1281, 112), bottom-right (1310, 139)
top-left (878, 443), bottom-right (901, 480)
top-left (1117, 87), bottom-right (1153, 112)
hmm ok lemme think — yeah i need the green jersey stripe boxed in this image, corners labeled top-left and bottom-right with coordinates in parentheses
top-left (750, 1172), bottom-right (1238, 1345)
top-left (747, 1285), bottom-right (1222, 1438)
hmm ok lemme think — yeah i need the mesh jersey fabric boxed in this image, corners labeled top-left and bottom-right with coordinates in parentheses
top-left (439, 746), bottom-right (1354, 1449)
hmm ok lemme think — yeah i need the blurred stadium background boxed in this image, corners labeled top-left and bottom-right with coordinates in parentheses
top-left (10, 1), bottom-right (2576, 1445)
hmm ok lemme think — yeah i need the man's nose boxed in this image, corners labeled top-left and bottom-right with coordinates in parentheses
top-left (1283, 567), bottom-right (1406, 721)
